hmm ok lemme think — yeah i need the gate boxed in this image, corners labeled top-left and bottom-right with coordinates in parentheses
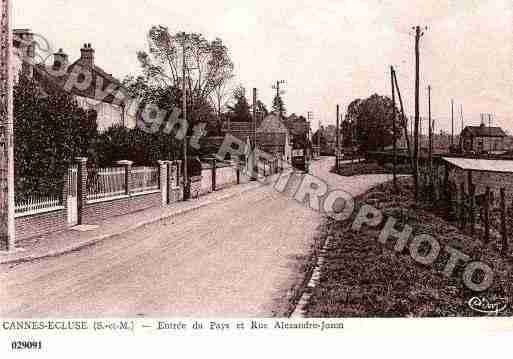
top-left (67, 166), bottom-right (78, 225)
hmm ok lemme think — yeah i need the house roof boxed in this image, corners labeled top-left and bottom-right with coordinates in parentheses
top-left (35, 58), bottom-right (130, 106)
top-left (462, 125), bottom-right (506, 138)
top-left (443, 157), bottom-right (513, 173)
top-left (257, 114), bottom-right (289, 134)
top-left (283, 114), bottom-right (309, 137)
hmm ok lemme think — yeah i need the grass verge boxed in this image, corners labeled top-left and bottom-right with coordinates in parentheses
top-left (305, 177), bottom-right (513, 317)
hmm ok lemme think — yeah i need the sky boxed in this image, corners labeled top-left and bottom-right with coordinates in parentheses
top-left (13, 0), bottom-right (513, 133)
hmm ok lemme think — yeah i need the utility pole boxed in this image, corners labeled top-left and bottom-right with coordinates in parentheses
top-left (0, 0), bottom-right (15, 250)
top-left (428, 85), bottom-right (433, 179)
top-left (391, 66), bottom-right (397, 191)
top-left (318, 120), bottom-right (321, 152)
top-left (413, 25), bottom-right (425, 202)
top-left (451, 99), bottom-right (454, 148)
top-left (272, 80), bottom-right (286, 118)
top-left (392, 69), bottom-right (412, 166)
top-left (336, 104), bottom-right (340, 170)
top-left (252, 88), bottom-right (257, 150)
top-left (181, 32), bottom-right (190, 201)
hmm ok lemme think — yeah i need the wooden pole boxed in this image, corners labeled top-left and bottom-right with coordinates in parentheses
top-left (501, 188), bottom-right (508, 256)
top-left (392, 70), bottom-right (413, 170)
top-left (459, 182), bottom-right (465, 230)
top-left (428, 85), bottom-right (433, 182)
top-left (468, 171), bottom-right (475, 235)
top-left (484, 186), bottom-right (490, 243)
top-left (414, 26), bottom-right (422, 203)
top-left (391, 66), bottom-right (397, 191)
top-left (336, 104), bottom-right (340, 171)
top-left (0, 0), bottom-right (15, 250)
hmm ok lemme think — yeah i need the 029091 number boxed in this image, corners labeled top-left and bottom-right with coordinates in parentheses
top-left (11, 341), bottom-right (42, 350)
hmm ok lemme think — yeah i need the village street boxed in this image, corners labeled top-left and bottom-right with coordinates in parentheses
top-left (0, 158), bottom-right (395, 317)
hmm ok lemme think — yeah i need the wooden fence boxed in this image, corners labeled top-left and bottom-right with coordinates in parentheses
top-left (421, 163), bottom-right (511, 256)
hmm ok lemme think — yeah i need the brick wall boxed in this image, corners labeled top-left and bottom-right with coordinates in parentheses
top-left (82, 192), bottom-right (161, 224)
top-left (15, 209), bottom-right (67, 243)
top-left (216, 165), bottom-right (237, 190)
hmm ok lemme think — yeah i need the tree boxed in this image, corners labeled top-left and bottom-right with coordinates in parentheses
top-left (137, 27), bottom-right (234, 129)
top-left (272, 94), bottom-right (286, 117)
top-left (227, 85), bottom-right (251, 122)
top-left (210, 74), bottom-right (234, 120)
top-left (14, 75), bottom-right (98, 200)
top-left (345, 94), bottom-right (400, 153)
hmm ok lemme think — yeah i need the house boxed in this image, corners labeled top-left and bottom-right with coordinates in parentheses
top-left (313, 125), bottom-right (339, 155)
top-left (256, 113), bottom-right (292, 162)
top-left (460, 123), bottom-right (507, 154)
top-left (283, 113), bottom-right (311, 146)
top-left (12, 29), bottom-right (135, 131)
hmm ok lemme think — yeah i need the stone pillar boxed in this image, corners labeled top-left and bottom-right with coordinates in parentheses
top-left (116, 160), bottom-right (133, 196)
top-left (157, 160), bottom-right (168, 206)
top-left (212, 158), bottom-right (217, 192)
top-left (175, 160), bottom-right (183, 201)
top-left (76, 157), bottom-right (87, 225)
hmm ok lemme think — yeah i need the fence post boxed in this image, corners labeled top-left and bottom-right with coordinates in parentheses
top-left (501, 188), bottom-right (508, 256)
top-left (459, 182), bottom-right (465, 230)
top-left (176, 160), bottom-right (183, 201)
top-left (166, 161), bottom-right (173, 204)
top-left (444, 164), bottom-right (450, 218)
top-left (484, 186), bottom-right (490, 243)
top-left (116, 160), bottom-right (133, 196)
top-left (157, 161), bottom-right (168, 206)
top-left (75, 157), bottom-right (87, 225)
top-left (470, 183), bottom-right (475, 236)
top-left (212, 158), bottom-right (217, 192)
top-left (62, 167), bottom-right (70, 224)
top-left (236, 160), bottom-right (240, 185)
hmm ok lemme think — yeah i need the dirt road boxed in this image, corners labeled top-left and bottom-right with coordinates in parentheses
top-left (0, 158), bottom-right (394, 317)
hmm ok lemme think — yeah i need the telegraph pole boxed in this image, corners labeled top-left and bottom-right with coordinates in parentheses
top-left (391, 66), bottom-right (397, 191)
top-left (252, 88), bottom-right (257, 149)
top-left (335, 104), bottom-right (340, 169)
top-left (413, 25), bottom-right (425, 202)
top-left (428, 85), bottom-right (433, 179)
top-left (0, 0), bottom-right (14, 250)
top-left (451, 99), bottom-right (454, 147)
top-left (272, 80), bottom-right (286, 118)
top-left (181, 32), bottom-right (190, 200)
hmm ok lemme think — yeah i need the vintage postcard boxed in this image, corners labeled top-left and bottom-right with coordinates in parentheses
top-left (0, 0), bottom-right (512, 356)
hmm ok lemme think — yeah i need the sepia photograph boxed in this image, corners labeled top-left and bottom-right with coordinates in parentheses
top-left (0, 0), bottom-right (512, 356)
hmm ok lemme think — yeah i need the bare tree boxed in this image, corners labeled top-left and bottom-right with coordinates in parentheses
top-left (137, 26), bottom-right (235, 124)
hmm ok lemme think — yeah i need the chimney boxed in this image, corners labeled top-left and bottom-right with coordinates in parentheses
top-left (80, 43), bottom-right (95, 67)
top-left (53, 48), bottom-right (69, 70)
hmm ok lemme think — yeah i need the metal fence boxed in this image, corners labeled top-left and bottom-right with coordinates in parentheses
top-left (87, 167), bottom-right (126, 201)
top-left (131, 166), bottom-right (160, 194)
top-left (15, 194), bottom-right (63, 214)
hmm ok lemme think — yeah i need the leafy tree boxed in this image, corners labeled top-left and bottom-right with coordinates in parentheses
top-left (14, 75), bottom-right (98, 199)
top-left (227, 85), bottom-right (251, 122)
top-left (255, 100), bottom-right (269, 119)
top-left (345, 94), bottom-right (400, 153)
top-left (272, 94), bottom-right (286, 117)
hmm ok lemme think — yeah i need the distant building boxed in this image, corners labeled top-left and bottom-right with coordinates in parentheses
top-left (313, 125), bottom-right (339, 155)
top-left (13, 29), bottom-right (134, 131)
top-left (283, 113), bottom-right (310, 144)
top-left (460, 124), bottom-right (507, 154)
top-left (256, 113), bottom-right (292, 161)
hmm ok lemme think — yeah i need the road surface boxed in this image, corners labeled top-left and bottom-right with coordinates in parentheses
top-left (0, 157), bottom-right (395, 317)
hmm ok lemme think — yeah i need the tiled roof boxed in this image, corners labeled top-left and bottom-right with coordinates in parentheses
top-left (257, 114), bottom-right (289, 134)
top-left (35, 59), bottom-right (130, 106)
top-left (462, 125), bottom-right (506, 138)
